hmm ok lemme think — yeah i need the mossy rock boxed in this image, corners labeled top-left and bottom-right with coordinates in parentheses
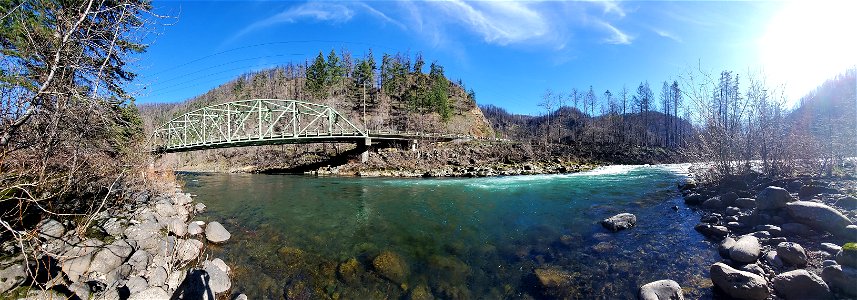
top-left (843, 242), bottom-right (857, 252)
top-left (338, 258), bottom-right (360, 284)
top-left (835, 242), bottom-right (857, 268)
top-left (409, 284), bottom-right (435, 300)
top-left (372, 250), bottom-right (409, 285)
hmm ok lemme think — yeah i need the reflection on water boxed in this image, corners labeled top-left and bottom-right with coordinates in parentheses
top-left (182, 164), bottom-right (718, 299)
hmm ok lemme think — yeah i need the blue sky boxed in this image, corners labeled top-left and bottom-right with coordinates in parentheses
top-left (133, 1), bottom-right (857, 115)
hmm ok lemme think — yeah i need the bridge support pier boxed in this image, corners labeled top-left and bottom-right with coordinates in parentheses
top-left (359, 137), bottom-right (372, 163)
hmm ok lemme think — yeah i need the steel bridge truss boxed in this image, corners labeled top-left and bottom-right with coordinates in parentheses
top-left (153, 99), bottom-right (366, 153)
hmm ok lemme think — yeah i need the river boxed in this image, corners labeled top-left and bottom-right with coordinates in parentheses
top-left (181, 164), bottom-right (719, 299)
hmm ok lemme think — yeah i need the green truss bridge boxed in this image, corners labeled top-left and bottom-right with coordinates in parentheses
top-left (152, 99), bottom-right (484, 160)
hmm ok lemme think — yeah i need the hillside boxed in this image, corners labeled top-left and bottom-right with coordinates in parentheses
top-left (140, 51), bottom-right (492, 138)
top-left (139, 51), bottom-right (496, 172)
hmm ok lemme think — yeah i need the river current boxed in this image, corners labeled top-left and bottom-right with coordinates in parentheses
top-left (181, 164), bottom-right (719, 299)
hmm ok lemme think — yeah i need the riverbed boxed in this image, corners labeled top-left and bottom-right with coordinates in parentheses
top-left (181, 164), bottom-right (720, 299)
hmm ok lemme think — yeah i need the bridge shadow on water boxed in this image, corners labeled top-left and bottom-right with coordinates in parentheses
top-left (258, 146), bottom-right (368, 174)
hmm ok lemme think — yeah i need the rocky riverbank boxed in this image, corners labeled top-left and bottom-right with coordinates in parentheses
top-left (675, 169), bottom-right (857, 299)
top-left (0, 181), bottom-right (243, 299)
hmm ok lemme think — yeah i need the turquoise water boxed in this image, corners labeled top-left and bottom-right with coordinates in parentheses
top-left (181, 164), bottom-right (719, 299)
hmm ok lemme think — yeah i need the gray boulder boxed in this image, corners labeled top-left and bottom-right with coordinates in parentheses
top-left (87, 239), bottom-right (134, 275)
top-left (740, 264), bottom-right (766, 277)
top-left (822, 264), bottom-right (857, 296)
top-left (0, 258), bottom-right (26, 294)
top-left (735, 198), bottom-right (757, 209)
top-left (781, 223), bottom-right (815, 236)
top-left (684, 193), bottom-right (706, 205)
top-left (168, 218), bottom-right (187, 237)
top-left (710, 262), bottom-right (769, 300)
top-left (730, 235), bottom-right (762, 264)
top-left (835, 196), bottom-right (857, 210)
top-left (145, 266), bottom-right (168, 287)
top-left (786, 201), bottom-right (853, 235)
top-left (765, 251), bottom-right (784, 269)
top-left (835, 244), bottom-right (857, 268)
top-left (639, 279), bottom-right (684, 300)
top-left (843, 225), bottom-right (857, 240)
top-left (187, 221), bottom-right (204, 236)
top-left (125, 276), bottom-right (149, 295)
top-left (126, 250), bottom-right (151, 275)
top-left (37, 218), bottom-right (65, 239)
top-left (125, 222), bottom-right (164, 252)
top-left (820, 243), bottom-right (841, 255)
top-left (176, 239), bottom-right (204, 262)
top-left (719, 237), bottom-right (737, 259)
top-left (205, 221), bottom-right (231, 243)
top-left (757, 186), bottom-right (793, 210)
top-left (129, 287), bottom-right (170, 300)
top-left (695, 224), bottom-right (729, 238)
top-left (773, 269), bottom-right (832, 299)
top-left (194, 202), bottom-right (207, 214)
top-left (777, 242), bottom-right (807, 267)
top-left (600, 213), bottom-right (637, 232)
top-left (203, 260), bottom-right (231, 293)
top-left (703, 197), bottom-right (724, 209)
top-left (60, 239), bottom-right (103, 283)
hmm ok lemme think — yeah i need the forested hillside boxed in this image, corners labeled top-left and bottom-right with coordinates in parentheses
top-left (140, 50), bottom-right (492, 138)
top-left (139, 51), bottom-right (494, 171)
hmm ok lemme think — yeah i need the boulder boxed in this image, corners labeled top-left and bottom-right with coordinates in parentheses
top-left (700, 214), bottom-right (721, 224)
top-left (781, 223), bottom-right (815, 237)
top-left (0, 258), bottom-right (26, 294)
top-left (145, 266), bottom-right (168, 287)
top-left (176, 239), bottom-right (204, 262)
top-left (835, 243), bottom-right (857, 268)
top-left (166, 269), bottom-right (187, 291)
top-left (702, 197), bottom-right (724, 209)
top-left (205, 221), bottom-right (231, 243)
top-left (129, 287), bottom-right (170, 300)
top-left (154, 202), bottom-right (178, 219)
top-left (694, 224), bottom-right (729, 238)
top-left (820, 243), bottom-right (842, 255)
top-left (710, 262), bottom-right (769, 300)
top-left (786, 201), bottom-right (853, 235)
top-left (37, 218), bottom-right (65, 239)
top-left (726, 207), bottom-right (741, 216)
top-left (719, 237), bottom-right (737, 259)
top-left (720, 192), bottom-right (739, 206)
top-left (799, 185), bottom-right (838, 198)
top-left (88, 239), bottom-right (134, 275)
top-left (125, 276), bottom-right (149, 295)
top-left (735, 198), bottom-right (757, 209)
top-left (822, 260), bottom-right (838, 267)
top-left (764, 251), bottom-right (784, 269)
top-left (740, 264), bottom-right (766, 277)
top-left (776, 242), bottom-right (807, 267)
top-left (755, 225), bottom-right (782, 237)
top-left (125, 222), bottom-right (164, 252)
top-left (730, 235), bottom-right (761, 264)
top-left (373, 250), bottom-right (409, 284)
top-left (194, 202), bottom-right (207, 213)
top-left (167, 218), bottom-right (187, 237)
top-left (821, 264), bottom-right (857, 296)
top-left (600, 213), bottom-right (637, 232)
top-left (126, 250), bottom-right (151, 275)
top-left (843, 225), bottom-right (857, 240)
top-left (772, 269), bottom-right (832, 299)
top-left (187, 221), bottom-right (203, 236)
top-left (172, 193), bottom-right (193, 206)
top-left (639, 279), bottom-right (684, 300)
top-left (756, 186), bottom-right (793, 210)
top-left (203, 260), bottom-right (231, 293)
top-left (684, 193), bottom-right (706, 205)
top-left (60, 239), bottom-right (103, 283)
top-left (835, 196), bottom-right (857, 210)
top-left (787, 180), bottom-right (804, 192)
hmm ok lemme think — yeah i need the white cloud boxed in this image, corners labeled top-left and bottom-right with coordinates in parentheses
top-left (598, 0), bottom-right (627, 18)
top-left (653, 28), bottom-right (682, 43)
top-left (432, 1), bottom-right (550, 45)
top-left (599, 21), bottom-right (633, 45)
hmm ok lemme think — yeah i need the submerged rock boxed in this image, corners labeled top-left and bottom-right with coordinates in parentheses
top-left (730, 235), bottom-right (761, 264)
top-left (710, 262), bottom-right (769, 300)
top-left (600, 213), bottom-right (637, 232)
top-left (639, 279), bottom-right (684, 300)
top-left (534, 267), bottom-right (573, 288)
top-left (373, 250), bottom-right (409, 284)
top-left (205, 221), bottom-right (231, 243)
top-left (773, 269), bottom-right (832, 300)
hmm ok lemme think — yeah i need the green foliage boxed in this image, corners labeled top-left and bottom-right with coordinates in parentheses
top-left (325, 49), bottom-right (344, 85)
top-left (306, 51), bottom-right (327, 99)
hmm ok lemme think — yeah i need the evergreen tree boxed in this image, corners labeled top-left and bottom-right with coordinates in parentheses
top-left (305, 52), bottom-right (327, 99)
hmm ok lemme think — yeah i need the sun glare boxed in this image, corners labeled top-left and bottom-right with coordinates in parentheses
top-left (759, 1), bottom-right (857, 105)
